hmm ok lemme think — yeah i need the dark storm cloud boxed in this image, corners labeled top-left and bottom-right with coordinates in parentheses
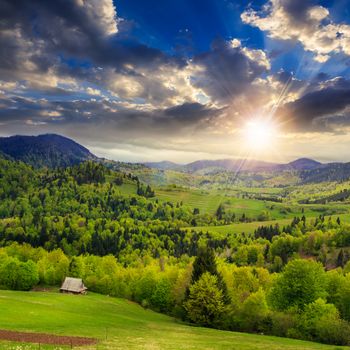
top-left (191, 40), bottom-right (270, 103)
top-left (0, 0), bottom-right (180, 84)
top-left (164, 102), bottom-right (220, 123)
top-left (0, 92), bottom-right (223, 135)
top-left (281, 0), bottom-right (319, 22)
top-left (281, 78), bottom-right (350, 131)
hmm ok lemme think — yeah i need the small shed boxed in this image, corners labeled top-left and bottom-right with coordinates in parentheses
top-left (60, 277), bottom-right (87, 294)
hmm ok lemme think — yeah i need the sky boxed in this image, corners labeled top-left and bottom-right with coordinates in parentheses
top-left (1, 0), bottom-right (350, 163)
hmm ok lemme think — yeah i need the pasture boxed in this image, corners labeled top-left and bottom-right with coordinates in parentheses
top-left (0, 290), bottom-right (347, 350)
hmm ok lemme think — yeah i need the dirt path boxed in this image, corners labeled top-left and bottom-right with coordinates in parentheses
top-left (0, 329), bottom-right (97, 346)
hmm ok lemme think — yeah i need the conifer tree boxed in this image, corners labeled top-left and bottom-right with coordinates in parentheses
top-left (189, 246), bottom-right (230, 304)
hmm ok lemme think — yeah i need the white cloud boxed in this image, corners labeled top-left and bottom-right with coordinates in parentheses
top-left (86, 87), bottom-right (102, 96)
top-left (76, 0), bottom-right (118, 36)
top-left (241, 0), bottom-right (350, 62)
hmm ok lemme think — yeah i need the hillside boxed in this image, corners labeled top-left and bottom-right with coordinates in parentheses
top-left (0, 290), bottom-right (345, 350)
top-left (1, 148), bottom-right (350, 347)
top-left (0, 134), bottom-right (96, 168)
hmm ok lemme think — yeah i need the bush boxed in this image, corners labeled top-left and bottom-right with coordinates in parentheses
top-left (262, 311), bottom-right (296, 337)
top-left (295, 298), bottom-right (350, 345)
top-left (315, 317), bottom-right (350, 345)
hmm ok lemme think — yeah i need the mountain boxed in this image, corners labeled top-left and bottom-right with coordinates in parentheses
top-left (286, 158), bottom-right (322, 171)
top-left (300, 162), bottom-right (350, 183)
top-left (144, 160), bottom-right (182, 171)
top-left (144, 158), bottom-right (325, 174)
top-left (182, 159), bottom-right (275, 173)
top-left (2, 133), bottom-right (350, 184)
top-left (0, 134), bottom-right (96, 168)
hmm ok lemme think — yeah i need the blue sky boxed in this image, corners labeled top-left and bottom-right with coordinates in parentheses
top-left (116, 0), bottom-right (350, 77)
top-left (1, 0), bottom-right (350, 162)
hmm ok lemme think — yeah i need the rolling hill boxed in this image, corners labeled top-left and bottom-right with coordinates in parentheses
top-left (0, 290), bottom-right (345, 350)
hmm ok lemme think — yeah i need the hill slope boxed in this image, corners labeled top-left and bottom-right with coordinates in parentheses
top-left (0, 290), bottom-right (345, 350)
top-left (0, 134), bottom-right (96, 168)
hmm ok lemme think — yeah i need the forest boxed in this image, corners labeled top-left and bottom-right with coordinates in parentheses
top-left (1, 155), bottom-right (350, 346)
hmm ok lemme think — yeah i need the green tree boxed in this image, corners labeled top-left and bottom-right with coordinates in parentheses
top-left (16, 260), bottom-right (39, 290)
top-left (190, 246), bottom-right (230, 304)
top-left (215, 204), bottom-right (225, 221)
top-left (239, 288), bottom-right (269, 332)
top-left (151, 278), bottom-right (173, 312)
top-left (337, 277), bottom-right (350, 321)
top-left (184, 272), bottom-right (225, 327)
top-left (69, 256), bottom-right (85, 278)
top-left (269, 259), bottom-right (327, 311)
top-left (0, 257), bottom-right (39, 290)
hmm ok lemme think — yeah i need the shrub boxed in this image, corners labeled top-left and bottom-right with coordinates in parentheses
top-left (263, 311), bottom-right (296, 337)
top-left (296, 298), bottom-right (350, 345)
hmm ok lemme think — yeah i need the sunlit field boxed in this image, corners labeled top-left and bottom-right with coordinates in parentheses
top-left (0, 291), bottom-right (347, 350)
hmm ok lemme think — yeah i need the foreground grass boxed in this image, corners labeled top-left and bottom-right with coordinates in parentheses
top-left (0, 290), bottom-right (347, 350)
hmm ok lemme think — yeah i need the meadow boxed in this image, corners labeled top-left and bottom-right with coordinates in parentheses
top-left (187, 213), bottom-right (350, 235)
top-left (0, 290), bottom-right (347, 350)
top-left (152, 185), bottom-right (349, 218)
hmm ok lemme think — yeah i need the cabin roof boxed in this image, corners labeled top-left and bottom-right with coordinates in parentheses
top-left (60, 277), bottom-right (87, 293)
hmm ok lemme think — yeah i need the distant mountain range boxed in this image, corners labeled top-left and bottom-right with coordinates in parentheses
top-left (0, 134), bottom-right (96, 168)
top-left (1, 133), bottom-right (350, 184)
top-left (144, 157), bottom-right (323, 173)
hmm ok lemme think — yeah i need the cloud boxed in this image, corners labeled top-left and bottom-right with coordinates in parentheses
top-left (75, 0), bottom-right (118, 36)
top-left (2, 0), bottom-right (350, 161)
top-left (0, 92), bottom-right (224, 135)
top-left (190, 39), bottom-right (270, 103)
top-left (241, 0), bottom-right (350, 62)
top-left (0, 0), bottom-right (176, 90)
top-left (280, 77), bottom-right (350, 131)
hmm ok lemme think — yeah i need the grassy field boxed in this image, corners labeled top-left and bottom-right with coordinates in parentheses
top-left (0, 290), bottom-right (348, 350)
top-left (112, 178), bottom-right (350, 222)
top-left (187, 213), bottom-right (350, 235)
top-left (154, 186), bottom-right (349, 218)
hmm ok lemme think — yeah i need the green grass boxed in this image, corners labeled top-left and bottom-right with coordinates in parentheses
top-left (187, 213), bottom-right (350, 235)
top-left (155, 186), bottom-right (349, 219)
top-left (0, 290), bottom-right (347, 350)
top-left (116, 182), bottom-right (138, 196)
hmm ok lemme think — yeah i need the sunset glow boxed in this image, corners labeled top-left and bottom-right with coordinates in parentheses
top-left (243, 120), bottom-right (277, 151)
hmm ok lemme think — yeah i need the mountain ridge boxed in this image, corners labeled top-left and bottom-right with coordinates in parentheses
top-left (0, 134), bottom-right (96, 168)
top-left (1, 133), bottom-right (350, 184)
top-left (144, 157), bottom-right (325, 173)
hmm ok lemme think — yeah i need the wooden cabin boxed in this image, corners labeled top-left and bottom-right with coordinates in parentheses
top-left (60, 277), bottom-right (87, 294)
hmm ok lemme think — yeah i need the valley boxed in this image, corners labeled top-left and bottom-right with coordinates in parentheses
top-left (0, 134), bottom-right (350, 349)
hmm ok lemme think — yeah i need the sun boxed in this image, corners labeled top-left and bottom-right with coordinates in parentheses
top-left (243, 120), bottom-right (276, 151)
